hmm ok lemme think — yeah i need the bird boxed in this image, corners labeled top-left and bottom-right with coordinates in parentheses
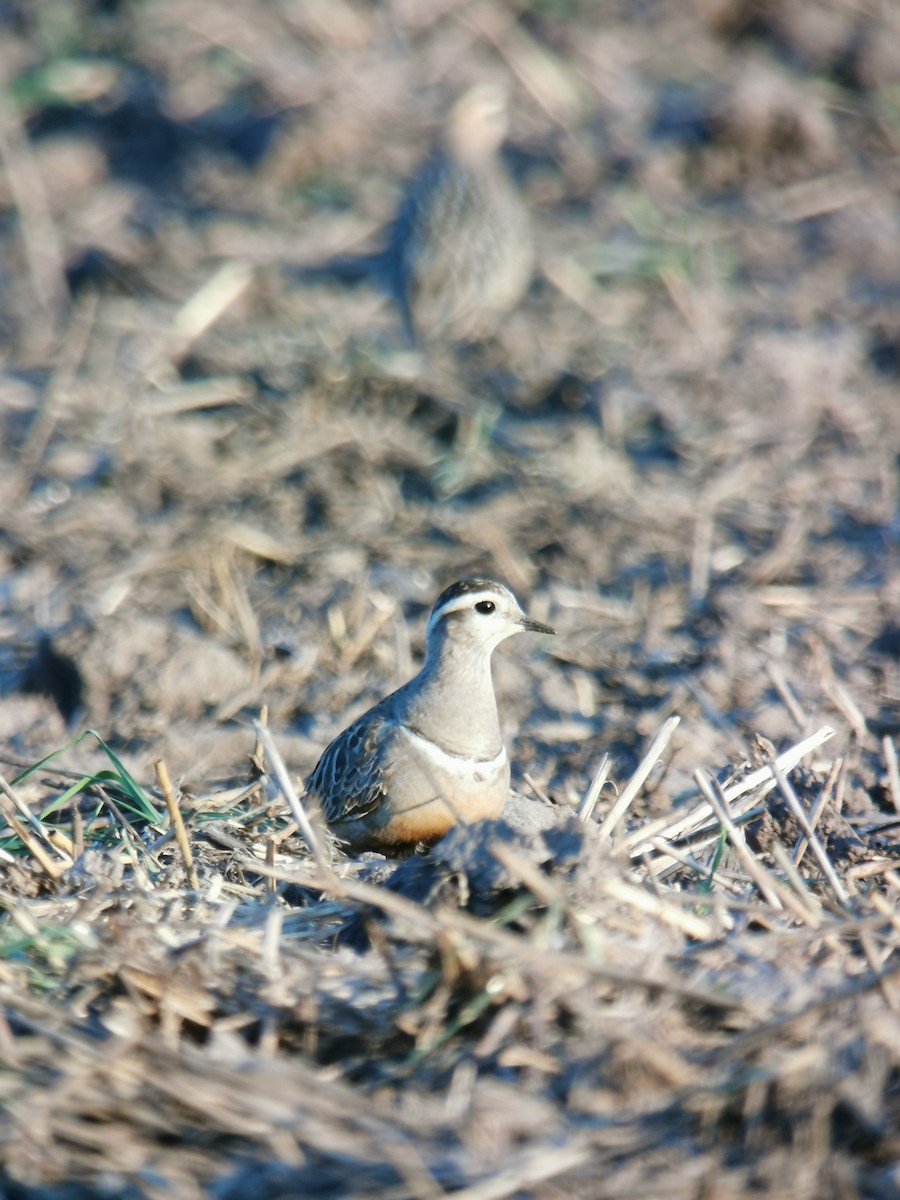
top-left (304, 579), bottom-right (554, 854)
top-left (296, 84), bottom-right (534, 345)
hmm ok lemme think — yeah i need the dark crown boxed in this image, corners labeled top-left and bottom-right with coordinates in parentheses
top-left (431, 578), bottom-right (501, 616)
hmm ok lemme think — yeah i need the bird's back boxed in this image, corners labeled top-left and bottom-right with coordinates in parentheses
top-left (389, 150), bottom-right (532, 343)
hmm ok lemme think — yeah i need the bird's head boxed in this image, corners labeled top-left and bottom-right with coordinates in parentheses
top-left (446, 84), bottom-right (511, 165)
top-left (425, 578), bottom-right (554, 660)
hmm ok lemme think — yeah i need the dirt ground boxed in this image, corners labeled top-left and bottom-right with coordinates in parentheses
top-left (1, 1), bottom-right (899, 1197)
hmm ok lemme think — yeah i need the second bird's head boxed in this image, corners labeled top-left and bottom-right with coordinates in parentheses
top-left (445, 84), bottom-right (511, 165)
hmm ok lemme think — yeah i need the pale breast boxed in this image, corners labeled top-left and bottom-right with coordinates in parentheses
top-left (348, 722), bottom-right (510, 846)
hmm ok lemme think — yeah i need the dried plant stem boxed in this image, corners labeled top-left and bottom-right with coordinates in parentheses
top-left (767, 661), bottom-right (809, 732)
top-left (0, 790), bottom-right (64, 880)
top-left (0, 772), bottom-right (72, 861)
top-left (253, 721), bottom-right (333, 878)
top-left (238, 852), bottom-right (748, 1012)
top-left (858, 927), bottom-right (900, 1012)
top-left (621, 725), bottom-right (835, 857)
top-left (448, 1142), bottom-right (593, 1200)
top-left (599, 717), bottom-right (679, 839)
top-left (883, 737), bottom-right (900, 814)
top-left (793, 756), bottom-right (842, 868)
top-left (252, 706), bottom-right (268, 776)
top-left (770, 841), bottom-right (822, 926)
top-left (522, 772), bottom-right (552, 805)
top-left (71, 804), bottom-right (84, 862)
top-left (265, 838), bottom-right (277, 895)
top-left (601, 876), bottom-right (715, 940)
top-left (767, 757), bottom-right (849, 906)
top-left (96, 786), bottom-right (156, 873)
top-left (155, 760), bottom-right (199, 891)
top-left (695, 771), bottom-right (786, 911)
top-left (647, 836), bottom-right (725, 883)
top-left (578, 753), bottom-right (611, 821)
top-left (169, 260), bottom-right (253, 362)
top-left (821, 673), bottom-right (869, 743)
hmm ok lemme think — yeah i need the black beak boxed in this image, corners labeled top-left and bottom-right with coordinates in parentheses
top-left (520, 615), bottom-right (556, 636)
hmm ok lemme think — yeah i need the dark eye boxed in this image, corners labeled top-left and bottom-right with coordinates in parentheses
top-left (475, 600), bottom-right (495, 615)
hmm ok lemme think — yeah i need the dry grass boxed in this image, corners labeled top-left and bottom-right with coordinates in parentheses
top-left (1, 1), bottom-right (899, 1196)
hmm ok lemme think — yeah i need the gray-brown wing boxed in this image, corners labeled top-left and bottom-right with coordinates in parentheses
top-left (396, 160), bottom-right (527, 341)
top-left (402, 163), bottom-right (481, 302)
top-left (304, 711), bottom-right (390, 826)
top-left (384, 150), bottom-right (450, 342)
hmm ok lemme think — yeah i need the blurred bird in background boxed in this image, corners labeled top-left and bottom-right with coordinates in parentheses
top-left (294, 84), bottom-right (534, 346)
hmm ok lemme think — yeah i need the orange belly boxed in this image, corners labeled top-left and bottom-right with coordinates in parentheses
top-left (331, 787), bottom-right (507, 854)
